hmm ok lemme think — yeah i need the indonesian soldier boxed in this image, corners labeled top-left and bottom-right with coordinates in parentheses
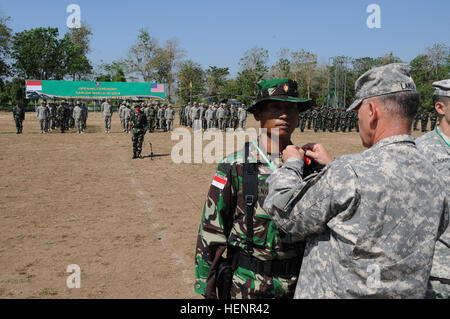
top-left (12, 104), bottom-right (25, 134)
top-left (36, 101), bottom-right (49, 134)
top-left (430, 109), bottom-right (438, 131)
top-left (416, 79), bottom-right (450, 299)
top-left (129, 104), bottom-right (147, 159)
top-left (81, 102), bottom-right (88, 132)
top-left (421, 109), bottom-right (429, 132)
top-left (263, 64), bottom-right (449, 298)
top-left (101, 98), bottom-right (113, 133)
top-left (195, 78), bottom-right (312, 299)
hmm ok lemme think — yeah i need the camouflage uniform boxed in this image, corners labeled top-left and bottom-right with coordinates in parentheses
top-left (195, 141), bottom-right (304, 299)
top-left (416, 129), bottom-right (450, 299)
top-left (129, 107), bottom-right (147, 158)
top-left (264, 64), bottom-right (449, 299)
top-left (413, 111), bottom-right (420, 131)
top-left (421, 111), bottom-right (429, 132)
top-left (416, 79), bottom-right (450, 299)
top-left (12, 105), bottom-right (25, 134)
top-left (264, 135), bottom-right (448, 298)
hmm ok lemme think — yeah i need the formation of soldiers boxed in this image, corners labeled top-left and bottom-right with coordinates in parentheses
top-left (179, 102), bottom-right (247, 131)
top-left (297, 107), bottom-right (360, 133)
top-left (413, 109), bottom-right (439, 132)
top-left (118, 101), bottom-right (176, 134)
top-left (33, 100), bottom-right (88, 134)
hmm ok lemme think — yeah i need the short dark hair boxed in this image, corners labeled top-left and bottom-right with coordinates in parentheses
top-left (433, 95), bottom-right (450, 106)
top-left (373, 91), bottom-right (420, 123)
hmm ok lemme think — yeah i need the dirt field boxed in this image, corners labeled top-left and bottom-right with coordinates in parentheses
top-left (0, 111), bottom-right (429, 299)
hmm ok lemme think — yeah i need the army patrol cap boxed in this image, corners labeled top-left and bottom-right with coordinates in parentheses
top-left (432, 79), bottom-right (450, 98)
top-left (347, 63), bottom-right (417, 111)
top-left (247, 78), bottom-right (311, 114)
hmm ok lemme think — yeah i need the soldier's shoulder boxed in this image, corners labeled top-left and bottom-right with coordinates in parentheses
top-left (416, 131), bottom-right (439, 148)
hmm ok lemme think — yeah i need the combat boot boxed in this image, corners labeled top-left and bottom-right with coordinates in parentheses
top-left (132, 152), bottom-right (137, 159)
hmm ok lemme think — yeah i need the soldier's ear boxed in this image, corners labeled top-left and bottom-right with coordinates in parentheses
top-left (435, 101), bottom-right (446, 117)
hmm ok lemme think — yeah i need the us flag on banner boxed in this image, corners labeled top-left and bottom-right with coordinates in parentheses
top-left (151, 83), bottom-right (164, 93)
top-left (26, 80), bottom-right (42, 91)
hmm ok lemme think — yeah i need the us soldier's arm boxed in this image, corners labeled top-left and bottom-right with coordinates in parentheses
top-left (263, 158), bottom-right (358, 240)
top-left (194, 161), bottom-right (236, 296)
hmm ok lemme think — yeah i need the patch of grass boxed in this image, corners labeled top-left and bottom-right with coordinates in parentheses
top-left (39, 288), bottom-right (58, 296)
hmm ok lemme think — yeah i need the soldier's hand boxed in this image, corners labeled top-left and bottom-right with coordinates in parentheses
top-left (282, 145), bottom-right (305, 162)
top-left (302, 143), bottom-right (334, 166)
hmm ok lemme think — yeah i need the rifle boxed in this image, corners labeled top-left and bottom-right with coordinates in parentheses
top-left (149, 142), bottom-right (154, 160)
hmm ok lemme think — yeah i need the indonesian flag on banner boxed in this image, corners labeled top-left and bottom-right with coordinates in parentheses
top-left (26, 80), bottom-right (42, 91)
top-left (150, 83), bottom-right (164, 93)
top-left (211, 173), bottom-right (228, 190)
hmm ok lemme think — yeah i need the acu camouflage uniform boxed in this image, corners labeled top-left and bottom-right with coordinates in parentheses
top-left (416, 129), bottom-right (450, 299)
top-left (195, 141), bottom-right (305, 299)
top-left (264, 135), bottom-right (449, 298)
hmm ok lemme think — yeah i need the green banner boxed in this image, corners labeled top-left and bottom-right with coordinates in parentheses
top-left (25, 80), bottom-right (166, 100)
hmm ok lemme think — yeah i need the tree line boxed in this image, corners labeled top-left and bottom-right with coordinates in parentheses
top-left (0, 15), bottom-right (448, 111)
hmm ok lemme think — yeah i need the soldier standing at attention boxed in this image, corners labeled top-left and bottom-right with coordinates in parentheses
top-left (73, 101), bottom-right (84, 134)
top-left (12, 104), bottom-right (25, 134)
top-left (413, 110), bottom-right (421, 131)
top-left (130, 104), bottom-right (147, 159)
top-left (101, 98), bottom-right (113, 133)
top-left (165, 104), bottom-right (175, 131)
top-left (421, 109), bottom-right (429, 132)
top-left (263, 64), bottom-right (448, 299)
top-left (123, 104), bottom-right (132, 133)
top-left (36, 101), bottom-right (49, 134)
top-left (430, 109), bottom-right (438, 131)
top-left (416, 79), bottom-right (450, 299)
top-left (238, 104), bottom-right (247, 130)
top-left (119, 102), bottom-right (126, 132)
top-left (195, 78), bottom-right (311, 299)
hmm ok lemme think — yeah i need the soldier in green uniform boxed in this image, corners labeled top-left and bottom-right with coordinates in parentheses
top-left (421, 110), bottom-right (429, 132)
top-left (194, 78), bottom-right (312, 299)
top-left (12, 104), bottom-right (25, 134)
top-left (312, 108), bottom-right (319, 132)
top-left (413, 111), bottom-right (420, 131)
top-left (306, 109), bottom-right (312, 130)
top-left (340, 109), bottom-right (347, 132)
top-left (430, 109), bottom-right (438, 131)
top-left (145, 103), bottom-right (156, 133)
top-left (298, 111), bottom-right (306, 132)
top-left (129, 104), bottom-right (148, 159)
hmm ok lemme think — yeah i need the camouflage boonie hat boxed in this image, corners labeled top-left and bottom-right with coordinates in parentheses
top-left (247, 78), bottom-right (311, 113)
top-left (347, 63), bottom-right (417, 111)
top-left (432, 79), bottom-right (450, 98)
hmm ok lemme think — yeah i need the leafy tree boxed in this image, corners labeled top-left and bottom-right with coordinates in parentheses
top-left (11, 27), bottom-right (65, 80)
top-left (176, 60), bottom-right (204, 104)
top-left (291, 49), bottom-right (317, 99)
top-left (64, 24), bottom-right (93, 80)
top-left (124, 28), bottom-right (158, 82)
top-left (238, 46), bottom-right (269, 96)
top-left (95, 61), bottom-right (127, 82)
top-left (0, 16), bottom-right (12, 79)
top-left (269, 48), bottom-right (291, 78)
top-left (205, 66), bottom-right (229, 101)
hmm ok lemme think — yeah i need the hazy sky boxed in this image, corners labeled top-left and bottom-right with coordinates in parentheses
top-left (2, 0), bottom-right (449, 76)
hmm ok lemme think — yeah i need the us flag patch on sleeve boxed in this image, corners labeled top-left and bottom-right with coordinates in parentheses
top-left (211, 173), bottom-right (227, 190)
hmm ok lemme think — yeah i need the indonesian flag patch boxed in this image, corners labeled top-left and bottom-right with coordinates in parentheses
top-left (212, 173), bottom-right (227, 190)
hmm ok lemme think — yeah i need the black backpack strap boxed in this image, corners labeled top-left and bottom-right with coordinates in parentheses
top-left (243, 142), bottom-right (258, 254)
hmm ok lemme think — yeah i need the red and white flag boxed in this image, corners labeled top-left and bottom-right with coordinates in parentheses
top-left (26, 80), bottom-right (42, 91)
top-left (211, 173), bottom-right (227, 190)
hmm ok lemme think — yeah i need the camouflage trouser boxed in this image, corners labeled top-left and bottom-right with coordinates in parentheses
top-left (230, 266), bottom-right (297, 299)
top-left (413, 119), bottom-right (419, 131)
top-left (238, 119), bottom-right (246, 129)
top-left (104, 116), bottom-right (111, 131)
top-left (132, 129), bottom-right (145, 154)
top-left (76, 119), bottom-right (83, 133)
top-left (148, 118), bottom-right (156, 132)
top-left (421, 120), bottom-right (428, 132)
top-left (39, 119), bottom-right (47, 132)
top-left (14, 118), bottom-right (23, 133)
top-left (166, 119), bottom-right (173, 131)
top-left (430, 121), bottom-right (437, 131)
